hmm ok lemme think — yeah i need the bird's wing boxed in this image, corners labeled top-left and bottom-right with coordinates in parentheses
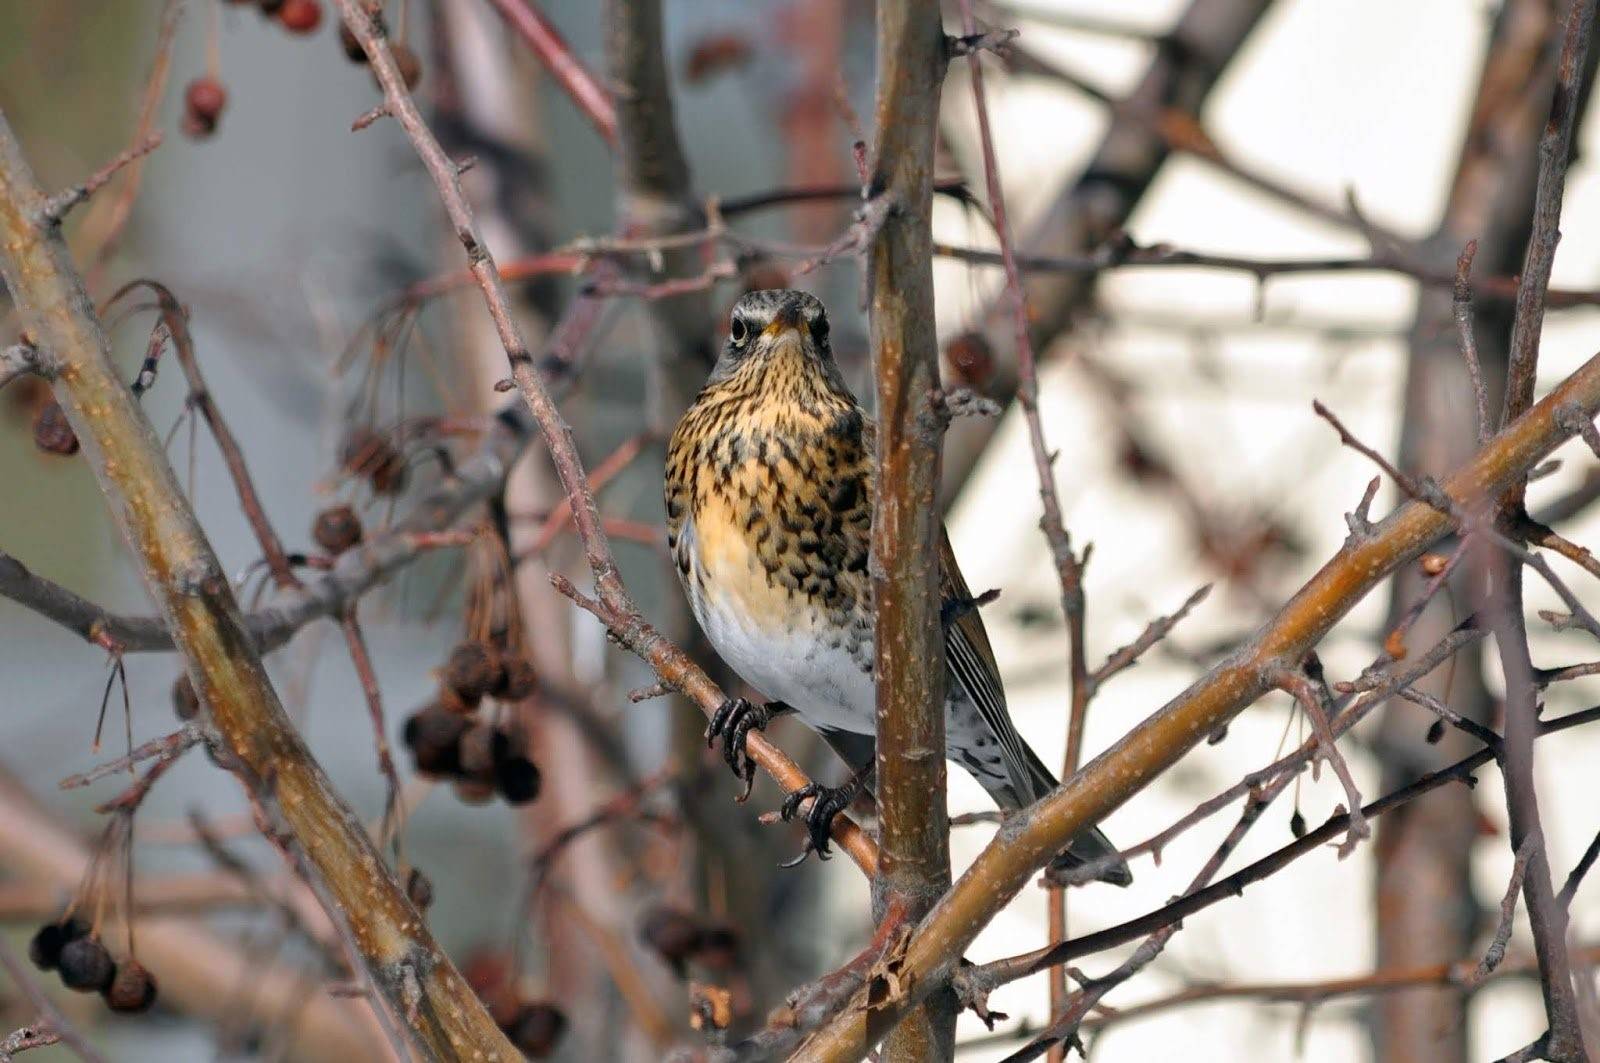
top-left (938, 529), bottom-right (1039, 802)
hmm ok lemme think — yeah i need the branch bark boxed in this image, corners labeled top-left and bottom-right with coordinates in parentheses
top-left (866, 4), bottom-right (952, 1059)
top-left (0, 112), bottom-right (512, 1057)
top-left (790, 346), bottom-right (1600, 1061)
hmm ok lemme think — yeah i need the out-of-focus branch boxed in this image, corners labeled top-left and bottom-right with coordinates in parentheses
top-left (335, 0), bottom-right (880, 876)
top-left (0, 110), bottom-right (510, 1059)
top-left (602, 0), bottom-right (716, 426)
top-left (790, 350), bottom-right (1600, 1061)
top-left (942, 0), bottom-right (1275, 498)
top-left (865, 4), bottom-right (952, 1060)
top-left (484, 0), bottom-right (618, 145)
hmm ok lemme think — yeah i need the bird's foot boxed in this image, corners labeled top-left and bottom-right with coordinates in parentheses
top-left (777, 773), bottom-right (865, 867)
top-left (706, 698), bottom-right (788, 802)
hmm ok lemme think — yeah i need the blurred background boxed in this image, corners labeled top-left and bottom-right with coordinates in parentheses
top-left (2, 1), bottom-right (1600, 1060)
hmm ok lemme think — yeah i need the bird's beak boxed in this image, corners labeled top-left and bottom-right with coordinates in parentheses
top-left (762, 302), bottom-right (808, 343)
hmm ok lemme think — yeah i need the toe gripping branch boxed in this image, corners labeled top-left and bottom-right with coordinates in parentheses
top-left (778, 766), bottom-right (871, 867)
top-left (706, 697), bottom-right (786, 801)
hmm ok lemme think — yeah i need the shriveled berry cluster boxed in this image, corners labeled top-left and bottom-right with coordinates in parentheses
top-left (402, 641), bottom-right (540, 805)
top-left (638, 906), bottom-right (741, 979)
top-left (30, 918), bottom-right (158, 1014)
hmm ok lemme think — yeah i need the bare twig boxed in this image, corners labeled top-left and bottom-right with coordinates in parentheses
top-left (1467, 836), bottom-right (1538, 988)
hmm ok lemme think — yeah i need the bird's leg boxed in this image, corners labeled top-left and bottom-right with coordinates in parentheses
top-left (778, 759), bottom-right (875, 865)
top-left (706, 697), bottom-right (793, 801)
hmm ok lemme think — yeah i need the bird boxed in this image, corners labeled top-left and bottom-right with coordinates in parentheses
top-left (664, 288), bottom-right (1131, 885)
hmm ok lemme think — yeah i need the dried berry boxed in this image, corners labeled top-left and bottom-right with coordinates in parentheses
top-left (507, 1001), bottom-right (567, 1058)
top-left (1289, 810), bottom-right (1307, 839)
top-left (104, 960), bottom-right (158, 1013)
top-left (403, 705), bottom-right (468, 777)
top-left (171, 675), bottom-right (201, 721)
top-left (405, 867), bottom-right (434, 910)
top-left (453, 779), bottom-right (496, 806)
top-left (31, 915), bottom-right (90, 971)
top-left (437, 684), bottom-right (480, 716)
top-left (944, 331), bottom-right (994, 389)
top-left (59, 937), bottom-right (116, 993)
top-left (457, 723), bottom-right (508, 782)
top-left (493, 657), bottom-right (538, 701)
top-left (684, 33), bottom-right (753, 83)
top-left (444, 641), bottom-right (502, 701)
top-left (257, 0), bottom-right (286, 13)
top-left (277, 0), bottom-right (322, 33)
top-left (391, 43), bottom-right (424, 90)
top-left (639, 907), bottom-right (702, 975)
top-left (32, 400), bottom-right (79, 456)
top-left (312, 504), bottom-right (363, 554)
top-left (493, 754), bottom-right (541, 806)
top-left (1426, 719), bottom-right (1447, 745)
top-left (28, 916), bottom-right (87, 971)
top-left (182, 77), bottom-right (228, 139)
top-left (338, 22), bottom-right (367, 62)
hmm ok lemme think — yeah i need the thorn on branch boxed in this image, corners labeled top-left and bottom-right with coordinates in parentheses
top-left (352, 103), bottom-right (392, 132)
top-left (1344, 477), bottom-right (1381, 545)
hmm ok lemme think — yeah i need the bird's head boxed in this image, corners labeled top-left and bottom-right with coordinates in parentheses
top-left (707, 289), bottom-right (845, 397)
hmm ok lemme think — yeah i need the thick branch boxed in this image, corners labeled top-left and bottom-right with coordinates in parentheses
top-left (868, 3), bottom-right (952, 1059)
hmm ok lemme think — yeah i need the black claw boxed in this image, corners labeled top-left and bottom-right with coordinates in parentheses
top-left (706, 697), bottom-right (771, 802)
top-left (777, 781), bottom-right (858, 864)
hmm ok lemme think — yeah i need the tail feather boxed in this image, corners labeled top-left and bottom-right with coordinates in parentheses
top-left (1019, 742), bottom-right (1133, 887)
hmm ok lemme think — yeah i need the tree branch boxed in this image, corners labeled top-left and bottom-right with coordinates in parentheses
top-left (867, 3), bottom-right (953, 1059)
top-left (0, 109), bottom-right (511, 1058)
top-left (791, 347), bottom-right (1600, 1061)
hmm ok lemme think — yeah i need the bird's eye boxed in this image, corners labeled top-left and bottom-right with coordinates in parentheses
top-left (730, 317), bottom-right (748, 345)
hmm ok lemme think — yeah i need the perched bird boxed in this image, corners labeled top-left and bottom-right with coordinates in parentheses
top-left (665, 289), bottom-right (1130, 885)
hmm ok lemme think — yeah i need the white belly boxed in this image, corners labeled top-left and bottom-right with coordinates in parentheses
top-left (690, 577), bottom-right (876, 734)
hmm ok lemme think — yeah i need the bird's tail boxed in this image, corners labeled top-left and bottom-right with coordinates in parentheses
top-left (1016, 742), bottom-right (1133, 887)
